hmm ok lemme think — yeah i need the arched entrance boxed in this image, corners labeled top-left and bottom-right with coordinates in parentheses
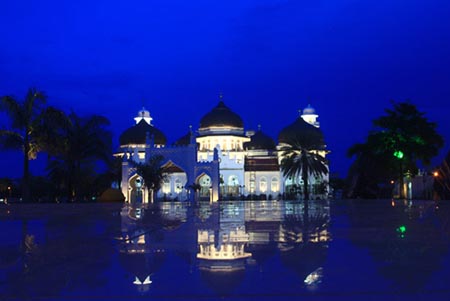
top-left (129, 174), bottom-right (145, 204)
top-left (197, 174), bottom-right (212, 200)
top-left (221, 175), bottom-right (239, 197)
top-left (158, 161), bottom-right (189, 201)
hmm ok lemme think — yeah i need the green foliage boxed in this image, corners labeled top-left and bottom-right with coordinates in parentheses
top-left (347, 101), bottom-right (444, 198)
top-left (373, 101), bottom-right (443, 166)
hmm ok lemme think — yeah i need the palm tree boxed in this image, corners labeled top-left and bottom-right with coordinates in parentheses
top-left (0, 88), bottom-right (58, 201)
top-left (280, 136), bottom-right (328, 203)
top-left (46, 111), bottom-right (111, 201)
top-left (133, 155), bottom-right (167, 203)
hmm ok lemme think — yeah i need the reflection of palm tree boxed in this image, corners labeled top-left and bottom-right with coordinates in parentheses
top-left (281, 207), bottom-right (330, 247)
top-left (348, 200), bottom-right (449, 290)
top-left (5, 209), bottom-right (116, 298)
top-left (0, 88), bottom-right (61, 200)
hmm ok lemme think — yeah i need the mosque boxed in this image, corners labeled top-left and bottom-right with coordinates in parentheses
top-left (117, 96), bottom-right (329, 203)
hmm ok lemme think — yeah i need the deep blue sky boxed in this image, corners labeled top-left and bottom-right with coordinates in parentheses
top-left (1, 0), bottom-right (450, 179)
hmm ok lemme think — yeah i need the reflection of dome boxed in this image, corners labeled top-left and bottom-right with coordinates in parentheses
top-left (278, 117), bottom-right (325, 146)
top-left (244, 129), bottom-right (276, 150)
top-left (200, 100), bottom-right (244, 129)
top-left (99, 188), bottom-right (125, 202)
top-left (120, 119), bottom-right (167, 146)
top-left (119, 250), bottom-right (166, 285)
top-left (200, 269), bottom-right (245, 296)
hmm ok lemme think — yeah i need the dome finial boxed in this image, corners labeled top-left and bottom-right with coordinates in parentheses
top-left (219, 92), bottom-right (224, 102)
top-left (258, 124), bottom-right (261, 131)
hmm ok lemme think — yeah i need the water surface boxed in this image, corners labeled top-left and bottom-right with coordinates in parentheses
top-left (1, 199), bottom-right (449, 300)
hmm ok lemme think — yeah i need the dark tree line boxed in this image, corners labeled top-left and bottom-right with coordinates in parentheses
top-left (0, 87), bottom-right (115, 202)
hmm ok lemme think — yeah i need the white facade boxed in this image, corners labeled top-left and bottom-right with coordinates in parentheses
top-left (117, 101), bottom-right (329, 202)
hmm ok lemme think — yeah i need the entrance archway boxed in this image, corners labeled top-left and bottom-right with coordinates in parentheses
top-left (197, 174), bottom-right (211, 200)
top-left (129, 174), bottom-right (144, 204)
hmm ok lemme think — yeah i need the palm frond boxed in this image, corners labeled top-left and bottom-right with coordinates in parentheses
top-left (0, 129), bottom-right (23, 150)
top-left (0, 96), bottom-right (24, 129)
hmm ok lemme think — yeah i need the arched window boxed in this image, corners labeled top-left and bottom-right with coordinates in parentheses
top-left (271, 177), bottom-right (279, 192)
top-left (228, 175), bottom-right (239, 186)
top-left (260, 177), bottom-right (267, 193)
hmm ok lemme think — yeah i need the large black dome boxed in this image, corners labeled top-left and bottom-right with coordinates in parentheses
top-left (278, 117), bottom-right (325, 147)
top-left (244, 130), bottom-right (276, 150)
top-left (120, 120), bottom-right (167, 146)
top-left (199, 100), bottom-right (244, 129)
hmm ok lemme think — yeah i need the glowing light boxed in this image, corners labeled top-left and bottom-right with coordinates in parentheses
top-left (393, 150), bottom-right (404, 159)
top-left (396, 225), bottom-right (407, 238)
top-left (433, 171), bottom-right (439, 177)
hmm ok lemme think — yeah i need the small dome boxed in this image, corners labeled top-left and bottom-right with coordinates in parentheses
top-left (278, 117), bottom-right (325, 147)
top-left (138, 108), bottom-right (150, 118)
top-left (244, 130), bottom-right (276, 150)
top-left (302, 104), bottom-right (316, 115)
top-left (120, 119), bottom-right (167, 146)
top-left (173, 128), bottom-right (195, 146)
top-left (99, 188), bottom-right (125, 202)
top-left (173, 132), bottom-right (191, 146)
top-left (200, 100), bottom-right (244, 129)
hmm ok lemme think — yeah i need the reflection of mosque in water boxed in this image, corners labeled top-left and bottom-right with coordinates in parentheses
top-left (117, 200), bottom-right (331, 292)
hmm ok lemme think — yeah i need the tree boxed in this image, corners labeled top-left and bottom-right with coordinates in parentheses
top-left (0, 88), bottom-right (60, 201)
top-left (348, 101), bottom-right (444, 198)
top-left (133, 155), bottom-right (167, 203)
top-left (280, 135), bottom-right (328, 203)
top-left (347, 133), bottom-right (399, 198)
top-left (46, 111), bottom-right (111, 201)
